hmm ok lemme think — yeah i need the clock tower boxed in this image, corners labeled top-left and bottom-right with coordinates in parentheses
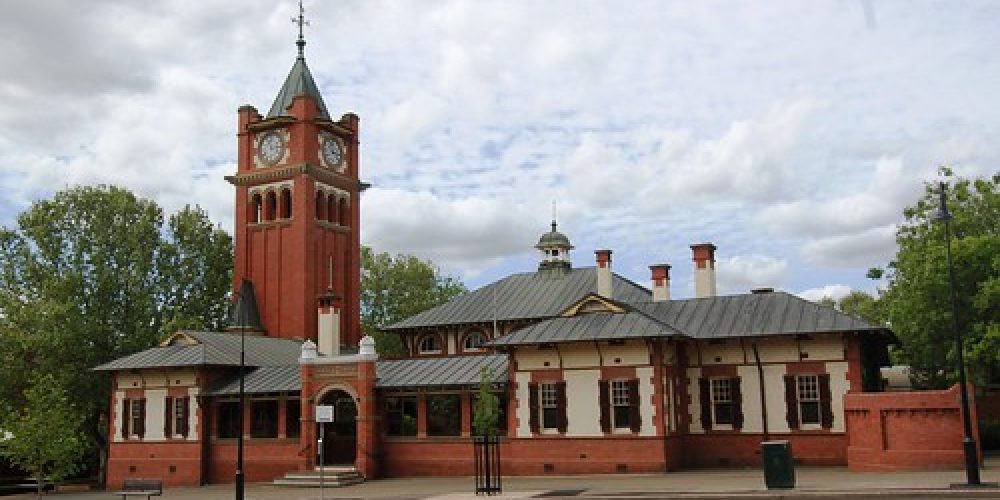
top-left (226, 23), bottom-right (363, 351)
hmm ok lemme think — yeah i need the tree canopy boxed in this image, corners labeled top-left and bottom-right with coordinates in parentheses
top-left (0, 185), bottom-right (232, 478)
top-left (361, 246), bottom-right (466, 355)
top-left (872, 171), bottom-right (999, 388)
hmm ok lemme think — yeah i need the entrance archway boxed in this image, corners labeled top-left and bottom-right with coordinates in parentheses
top-left (318, 389), bottom-right (357, 466)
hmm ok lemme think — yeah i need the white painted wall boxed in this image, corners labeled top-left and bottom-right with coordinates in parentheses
top-left (516, 346), bottom-right (560, 370)
top-left (514, 372), bottom-right (532, 438)
top-left (693, 267), bottom-right (716, 298)
top-left (145, 388), bottom-right (167, 441)
top-left (112, 390), bottom-right (125, 443)
top-left (827, 361), bottom-right (849, 432)
top-left (686, 367), bottom-right (703, 433)
top-left (447, 331), bottom-right (457, 355)
top-left (636, 366), bottom-right (656, 436)
top-left (601, 340), bottom-right (649, 366)
top-left (561, 344), bottom-right (600, 368)
top-left (700, 340), bottom-right (745, 365)
top-left (318, 308), bottom-right (340, 356)
top-left (564, 369), bottom-right (601, 436)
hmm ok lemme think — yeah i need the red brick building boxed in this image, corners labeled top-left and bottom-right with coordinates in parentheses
top-left (97, 35), bottom-right (974, 490)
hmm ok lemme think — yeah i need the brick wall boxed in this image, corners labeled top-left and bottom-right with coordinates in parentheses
top-left (208, 441), bottom-right (305, 484)
top-left (845, 384), bottom-right (980, 471)
top-left (680, 433), bottom-right (847, 467)
top-left (106, 442), bottom-right (202, 489)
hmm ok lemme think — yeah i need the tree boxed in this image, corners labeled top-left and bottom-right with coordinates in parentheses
top-left (360, 246), bottom-right (466, 355)
top-left (473, 368), bottom-right (501, 437)
top-left (0, 185), bottom-right (232, 480)
top-left (871, 171), bottom-right (999, 388)
top-left (0, 374), bottom-right (87, 498)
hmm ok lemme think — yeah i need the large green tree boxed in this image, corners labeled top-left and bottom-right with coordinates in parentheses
top-left (0, 185), bottom-right (232, 478)
top-left (872, 172), bottom-right (999, 388)
top-left (361, 246), bottom-right (466, 355)
top-left (0, 374), bottom-right (87, 499)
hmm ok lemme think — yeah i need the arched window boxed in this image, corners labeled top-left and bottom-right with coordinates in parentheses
top-left (418, 334), bottom-right (442, 354)
top-left (249, 193), bottom-right (263, 224)
top-left (338, 197), bottom-right (348, 226)
top-left (279, 188), bottom-right (292, 219)
top-left (463, 331), bottom-right (486, 351)
top-left (315, 192), bottom-right (326, 221)
top-left (265, 191), bottom-right (277, 221)
top-left (327, 196), bottom-right (337, 224)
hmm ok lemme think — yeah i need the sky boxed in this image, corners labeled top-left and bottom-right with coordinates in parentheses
top-left (1, 1), bottom-right (998, 300)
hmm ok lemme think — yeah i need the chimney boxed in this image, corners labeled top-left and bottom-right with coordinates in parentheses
top-left (595, 249), bottom-right (613, 299)
top-left (690, 243), bottom-right (717, 298)
top-left (649, 264), bottom-right (671, 302)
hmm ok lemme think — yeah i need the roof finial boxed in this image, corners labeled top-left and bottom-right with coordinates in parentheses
top-left (292, 0), bottom-right (310, 59)
top-left (551, 200), bottom-right (558, 231)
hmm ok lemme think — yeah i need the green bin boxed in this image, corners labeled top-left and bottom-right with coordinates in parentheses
top-left (761, 440), bottom-right (795, 489)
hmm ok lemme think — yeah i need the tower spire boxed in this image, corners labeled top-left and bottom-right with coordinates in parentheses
top-left (292, 0), bottom-right (310, 59)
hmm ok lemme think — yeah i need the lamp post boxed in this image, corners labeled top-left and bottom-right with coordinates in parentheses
top-left (232, 280), bottom-right (250, 500)
top-left (932, 181), bottom-right (980, 486)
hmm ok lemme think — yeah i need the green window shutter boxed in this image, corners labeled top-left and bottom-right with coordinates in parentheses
top-left (732, 377), bottom-right (744, 430)
top-left (181, 397), bottom-right (191, 437)
top-left (164, 396), bottom-right (173, 437)
top-left (137, 398), bottom-right (146, 438)
top-left (599, 380), bottom-right (611, 433)
top-left (122, 398), bottom-right (131, 439)
top-left (556, 381), bottom-right (568, 433)
top-left (819, 374), bottom-right (834, 429)
top-left (528, 383), bottom-right (539, 434)
top-left (784, 375), bottom-right (799, 430)
top-left (699, 378), bottom-right (712, 430)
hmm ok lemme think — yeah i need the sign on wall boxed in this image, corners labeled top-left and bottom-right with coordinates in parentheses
top-left (316, 404), bottom-right (334, 423)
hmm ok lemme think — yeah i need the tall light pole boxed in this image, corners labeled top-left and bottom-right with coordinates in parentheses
top-left (231, 279), bottom-right (254, 500)
top-left (933, 181), bottom-right (980, 486)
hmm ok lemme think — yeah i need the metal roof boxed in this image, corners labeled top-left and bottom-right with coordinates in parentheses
top-left (267, 56), bottom-right (330, 120)
top-left (631, 291), bottom-right (890, 339)
top-left (93, 331), bottom-right (302, 371)
top-left (384, 268), bottom-right (651, 330)
top-left (205, 366), bottom-right (301, 396)
top-left (488, 311), bottom-right (681, 346)
top-left (376, 354), bottom-right (507, 388)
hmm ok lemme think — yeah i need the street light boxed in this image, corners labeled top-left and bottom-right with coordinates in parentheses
top-left (231, 279), bottom-right (256, 500)
top-left (932, 181), bottom-right (981, 487)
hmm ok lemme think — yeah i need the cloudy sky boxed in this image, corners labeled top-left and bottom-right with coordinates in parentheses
top-left (1, 1), bottom-right (997, 300)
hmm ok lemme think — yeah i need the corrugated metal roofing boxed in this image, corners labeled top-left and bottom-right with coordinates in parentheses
top-left (489, 311), bottom-right (681, 346)
top-left (267, 56), bottom-right (330, 119)
top-left (376, 354), bottom-right (507, 388)
top-left (385, 268), bottom-right (650, 330)
top-left (93, 331), bottom-right (302, 371)
top-left (205, 366), bottom-right (301, 395)
top-left (631, 291), bottom-right (888, 339)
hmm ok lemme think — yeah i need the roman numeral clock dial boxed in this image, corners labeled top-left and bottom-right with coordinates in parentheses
top-left (320, 133), bottom-right (344, 171)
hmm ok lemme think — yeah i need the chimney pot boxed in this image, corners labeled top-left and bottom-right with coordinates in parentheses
top-left (595, 249), bottom-right (613, 299)
top-left (649, 264), bottom-right (671, 302)
top-left (690, 243), bottom-right (718, 298)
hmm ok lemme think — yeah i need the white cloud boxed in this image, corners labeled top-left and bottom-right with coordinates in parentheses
top-left (803, 225), bottom-right (897, 268)
top-left (797, 284), bottom-right (852, 303)
top-left (716, 254), bottom-right (789, 295)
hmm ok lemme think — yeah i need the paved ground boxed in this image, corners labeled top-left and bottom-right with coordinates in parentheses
top-left (14, 458), bottom-right (1000, 499)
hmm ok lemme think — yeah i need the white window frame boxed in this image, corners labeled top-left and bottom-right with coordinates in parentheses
top-left (539, 383), bottom-right (559, 432)
top-left (797, 374), bottom-right (821, 428)
top-left (610, 380), bottom-right (631, 431)
top-left (709, 378), bottom-right (734, 429)
top-left (129, 400), bottom-right (143, 438)
top-left (463, 331), bottom-right (486, 352)
top-left (173, 398), bottom-right (187, 437)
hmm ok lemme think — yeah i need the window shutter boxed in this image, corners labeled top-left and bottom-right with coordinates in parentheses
top-left (164, 396), bottom-right (173, 437)
top-left (528, 383), bottom-right (540, 434)
top-left (555, 381), bottom-right (568, 433)
top-left (137, 398), bottom-right (146, 438)
top-left (181, 397), bottom-right (191, 437)
top-left (699, 378), bottom-right (712, 430)
top-left (784, 375), bottom-right (799, 430)
top-left (819, 374), bottom-right (834, 429)
top-left (121, 399), bottom-right (131, 439)
top-left (731, 377), bottom-right (744, 430)
top-left (599, 380), bottom-right (611, 433)
top-left (628, 378), bottom-right (641, 433)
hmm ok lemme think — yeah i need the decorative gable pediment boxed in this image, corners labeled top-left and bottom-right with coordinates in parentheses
top-left (160, 331), bottom-right (200, 347)
top-left (560, 293), bottom-right (628, 317)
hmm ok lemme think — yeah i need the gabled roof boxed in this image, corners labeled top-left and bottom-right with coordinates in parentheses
top-left (631, 291), bottom-right (891, 339)
top-left (376, 354), bottom-right (507, 389)
top-left (384, 267), bottom-right (651, 330)
top-left (488, 310), bottom-right (681, 346)
top-left (267, 56), bottom-right (330, 120)
top-left (93, 331), bottom-right (302, 371)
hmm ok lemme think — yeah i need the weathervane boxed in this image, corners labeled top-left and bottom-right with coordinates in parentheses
top-left (551, 200), bottom-right (558, 231)
top-left (292, 0), bottom-right (310, 58)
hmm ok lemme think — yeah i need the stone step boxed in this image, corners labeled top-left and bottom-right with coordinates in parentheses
top-left (271, 477), bottom-right (365, 488)
top-left (271, 467), bottom-right (364, 488)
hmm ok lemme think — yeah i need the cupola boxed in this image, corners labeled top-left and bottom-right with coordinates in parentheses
top-left (535, 219), bottom-right (573, 274)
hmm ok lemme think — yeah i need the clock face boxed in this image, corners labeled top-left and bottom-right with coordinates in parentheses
top-left (321, 135), bottom-right (344, 168)
top-left (257, 132), bottom-right (284, 166)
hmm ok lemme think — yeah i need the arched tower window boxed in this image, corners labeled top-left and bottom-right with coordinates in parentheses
top-left (265, 191), bottom-right (277, 221)
top-left (280, 188), bottom-right (292, 219)
top-left (249, 193), bottom-right (263, 224)
top-left (338, 197), bottom-right (348, 226)
top-left (315, 191), bottom-right (326, 221)
top-left (327, 196), bottom-right (337, 223)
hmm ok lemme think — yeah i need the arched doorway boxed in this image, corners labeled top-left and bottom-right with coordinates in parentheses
top-left (318, 389), bottom-right (357, 466)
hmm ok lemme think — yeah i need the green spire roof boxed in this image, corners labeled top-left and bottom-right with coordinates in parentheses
top-left (267, 55), bottom-right (330, 120)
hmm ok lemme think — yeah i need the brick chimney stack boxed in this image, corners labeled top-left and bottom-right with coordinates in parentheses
top-left (690, 243), bottom-right (717, 298)
top-left (595, 249), bottom-right (613, 299)
top-left (649, 264), bottom-right (671, 302)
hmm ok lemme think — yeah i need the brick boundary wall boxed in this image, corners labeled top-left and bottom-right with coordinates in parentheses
top-left (845, 384), bottom-right (981, 471)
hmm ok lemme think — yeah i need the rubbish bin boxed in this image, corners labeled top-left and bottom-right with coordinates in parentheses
top-left (761, 440), bottom-right (795, 489)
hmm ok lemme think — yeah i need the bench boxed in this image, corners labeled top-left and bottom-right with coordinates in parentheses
top-left (114, 479), bottom-right (162, 499)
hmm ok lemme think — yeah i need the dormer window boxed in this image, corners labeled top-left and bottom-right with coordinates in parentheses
top-left (418, 334), bottom-right (442, 354)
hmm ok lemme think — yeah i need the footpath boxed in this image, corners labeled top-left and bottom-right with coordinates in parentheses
top-left (14, 457), bottom-right (1000, 499)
